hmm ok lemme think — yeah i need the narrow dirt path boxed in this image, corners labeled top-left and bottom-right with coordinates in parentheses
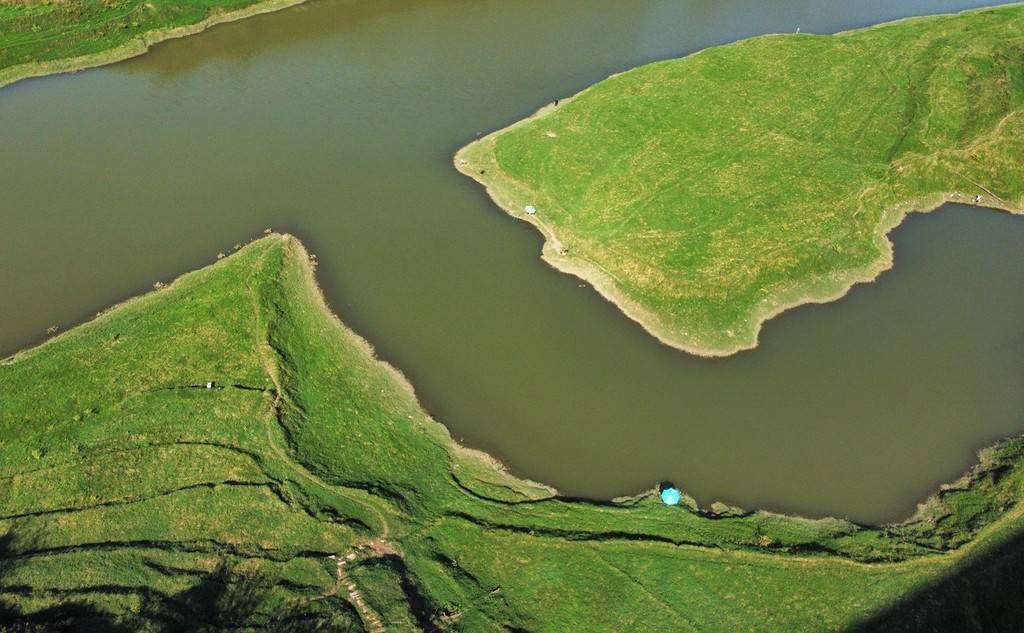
top-left (332, 555), bottom-right (387, 633)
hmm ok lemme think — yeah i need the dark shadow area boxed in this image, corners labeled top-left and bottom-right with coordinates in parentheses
top-left (144, 559), bottom-right (363, 633)
top-left (0, 530), bottom-right (131, 633)
top-left (1, 541), bottom-right (361, 632)
top-left (373, 555), bottom-right (436, 631)
top-left (0, 603), bottom-right (132, 633)
top-left (850, 529), bottom-right (1024, 633)
top-left (149, 560), bottom-right (270, 631)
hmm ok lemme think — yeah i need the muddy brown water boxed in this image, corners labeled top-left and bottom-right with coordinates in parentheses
top-left (2, 0), bottom-right (1022, 523)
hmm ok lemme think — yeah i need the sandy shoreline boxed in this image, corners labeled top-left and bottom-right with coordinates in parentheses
top-left (0, 0), bottom-right (312, 91)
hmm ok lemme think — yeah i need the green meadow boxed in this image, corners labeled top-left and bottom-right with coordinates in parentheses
top-left (457, 4), bottom-right (1024, 355)
top-left (2, 235), bottom-right (1024, 631)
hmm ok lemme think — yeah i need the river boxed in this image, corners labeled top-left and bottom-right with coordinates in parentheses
top-left (2, 0), bottom-right (1021, 522)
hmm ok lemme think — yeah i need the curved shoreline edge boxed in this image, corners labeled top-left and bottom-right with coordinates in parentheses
top-left (0, 232), bottom-right (558, 503)
top-left (0, 0), bottom-right (311, 91)
top-left (279, 236), bottom-right (1024, 554)
top-left (454, 6), bottom-right (1024, 359)
top-left (6, 231), bottom-right (1023, 536)
top-left (458, 128), bottom-right (1022, 358)
top-left (5, 235), bottom-right (1024, 627)
top-left (281, 235), bottom-right (560, 502)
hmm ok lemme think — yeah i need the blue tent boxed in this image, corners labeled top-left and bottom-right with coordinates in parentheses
top-left (660, 487), bottom-right (682, 506)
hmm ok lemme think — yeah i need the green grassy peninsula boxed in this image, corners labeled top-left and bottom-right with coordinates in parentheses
top-left (2, 235), bottom-right (1024, 631)
top-left (457, 4), bottom-right (1024, 355)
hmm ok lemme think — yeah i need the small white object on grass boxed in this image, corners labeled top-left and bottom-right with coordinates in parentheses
top-left (524, 205), bottom-right (537, 215)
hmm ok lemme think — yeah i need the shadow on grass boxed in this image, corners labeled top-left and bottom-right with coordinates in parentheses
top-left (0, 532), bottom-right (359, 632)
top-left (150, 560), bottom-right (361, 632)
top-left (0, 530), bottom-right (131, 633)
top-left (850, 529), bottom-right (1024, 633)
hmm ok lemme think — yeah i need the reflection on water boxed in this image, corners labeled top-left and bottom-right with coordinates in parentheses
top-left (1, 0), bottom-right (1020, 522)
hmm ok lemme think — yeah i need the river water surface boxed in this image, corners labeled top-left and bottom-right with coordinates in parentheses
top-left (2, 0), bottom-right (1022, 522)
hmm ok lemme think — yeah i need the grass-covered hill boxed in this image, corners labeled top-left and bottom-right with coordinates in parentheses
top-left (2, 235), bottom-right (1024, 631)
top-left (457, 3), bottom-right (1024, 356)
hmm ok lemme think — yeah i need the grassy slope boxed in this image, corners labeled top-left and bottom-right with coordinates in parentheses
top-left (2, 236), bottom-right (1024, 631)
top-left (0, 0), bottom-right (310, 90)
top-left (456, 4), bottom-right (1024, 355)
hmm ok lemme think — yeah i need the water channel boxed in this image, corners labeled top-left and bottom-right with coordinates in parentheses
top-left (2, 0), bottom-right (1021, 522)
